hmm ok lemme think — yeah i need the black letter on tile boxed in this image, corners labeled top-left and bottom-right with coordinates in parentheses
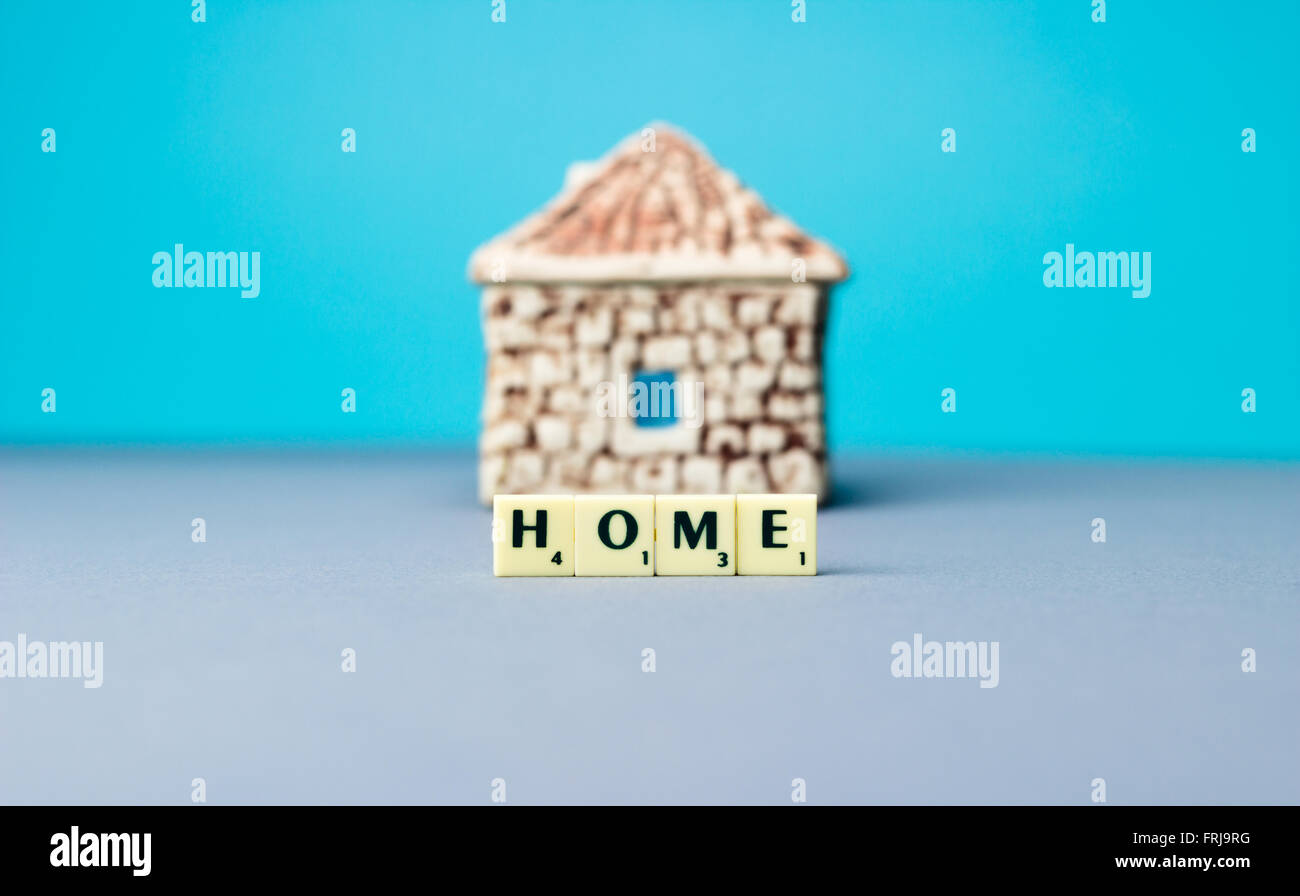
top-left (674, 510), bottom-right (717, 550)
top-left (597, 509), bottom-right (638, 549)
top-left (761, 509), bottom-right (788, 548)
top-left (513, 509), bottom-right (546, 548)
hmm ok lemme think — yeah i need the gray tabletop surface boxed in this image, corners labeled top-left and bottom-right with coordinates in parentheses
top-left (1, 449), bottom-right (1296, 804)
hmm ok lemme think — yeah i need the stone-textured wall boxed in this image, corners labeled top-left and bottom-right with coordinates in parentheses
top-left (479, 282), bottom-right (829, 503)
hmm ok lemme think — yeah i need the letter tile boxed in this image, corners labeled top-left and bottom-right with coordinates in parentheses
top-left (575, 495), bottom-right (655, 576)
top-left (654, 494), bottom-right (736, 576)
top-left (736, 494), bottom-right (816, 575)
top-left (492, 494), bottom-right (575, 576)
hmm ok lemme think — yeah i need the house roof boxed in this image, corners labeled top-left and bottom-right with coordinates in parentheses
top-left (468, 124), bottom-right (848, 283)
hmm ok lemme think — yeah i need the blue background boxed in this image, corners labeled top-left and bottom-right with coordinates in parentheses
top-left (3, 0), bottom-right (1297, 457)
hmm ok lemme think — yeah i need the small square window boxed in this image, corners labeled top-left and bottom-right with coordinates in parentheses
top-left (631, 369), bottom-right (680, 428)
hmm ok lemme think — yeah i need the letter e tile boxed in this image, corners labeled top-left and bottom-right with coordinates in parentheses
top-left (736, 494), bottom-right (816, 575)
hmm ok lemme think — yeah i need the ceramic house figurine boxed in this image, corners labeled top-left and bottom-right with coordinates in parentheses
top-left (468, 124), bottom-right (848, 505)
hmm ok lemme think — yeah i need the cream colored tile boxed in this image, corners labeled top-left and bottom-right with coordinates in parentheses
top-left (575, 495), bottom-right (655, 576)
top-left (654, 495), bottom-right (737, 576)
top-left (736, 494), bottom-right (816, 575)
top-left (492, 494), bottom-right (575, 576)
